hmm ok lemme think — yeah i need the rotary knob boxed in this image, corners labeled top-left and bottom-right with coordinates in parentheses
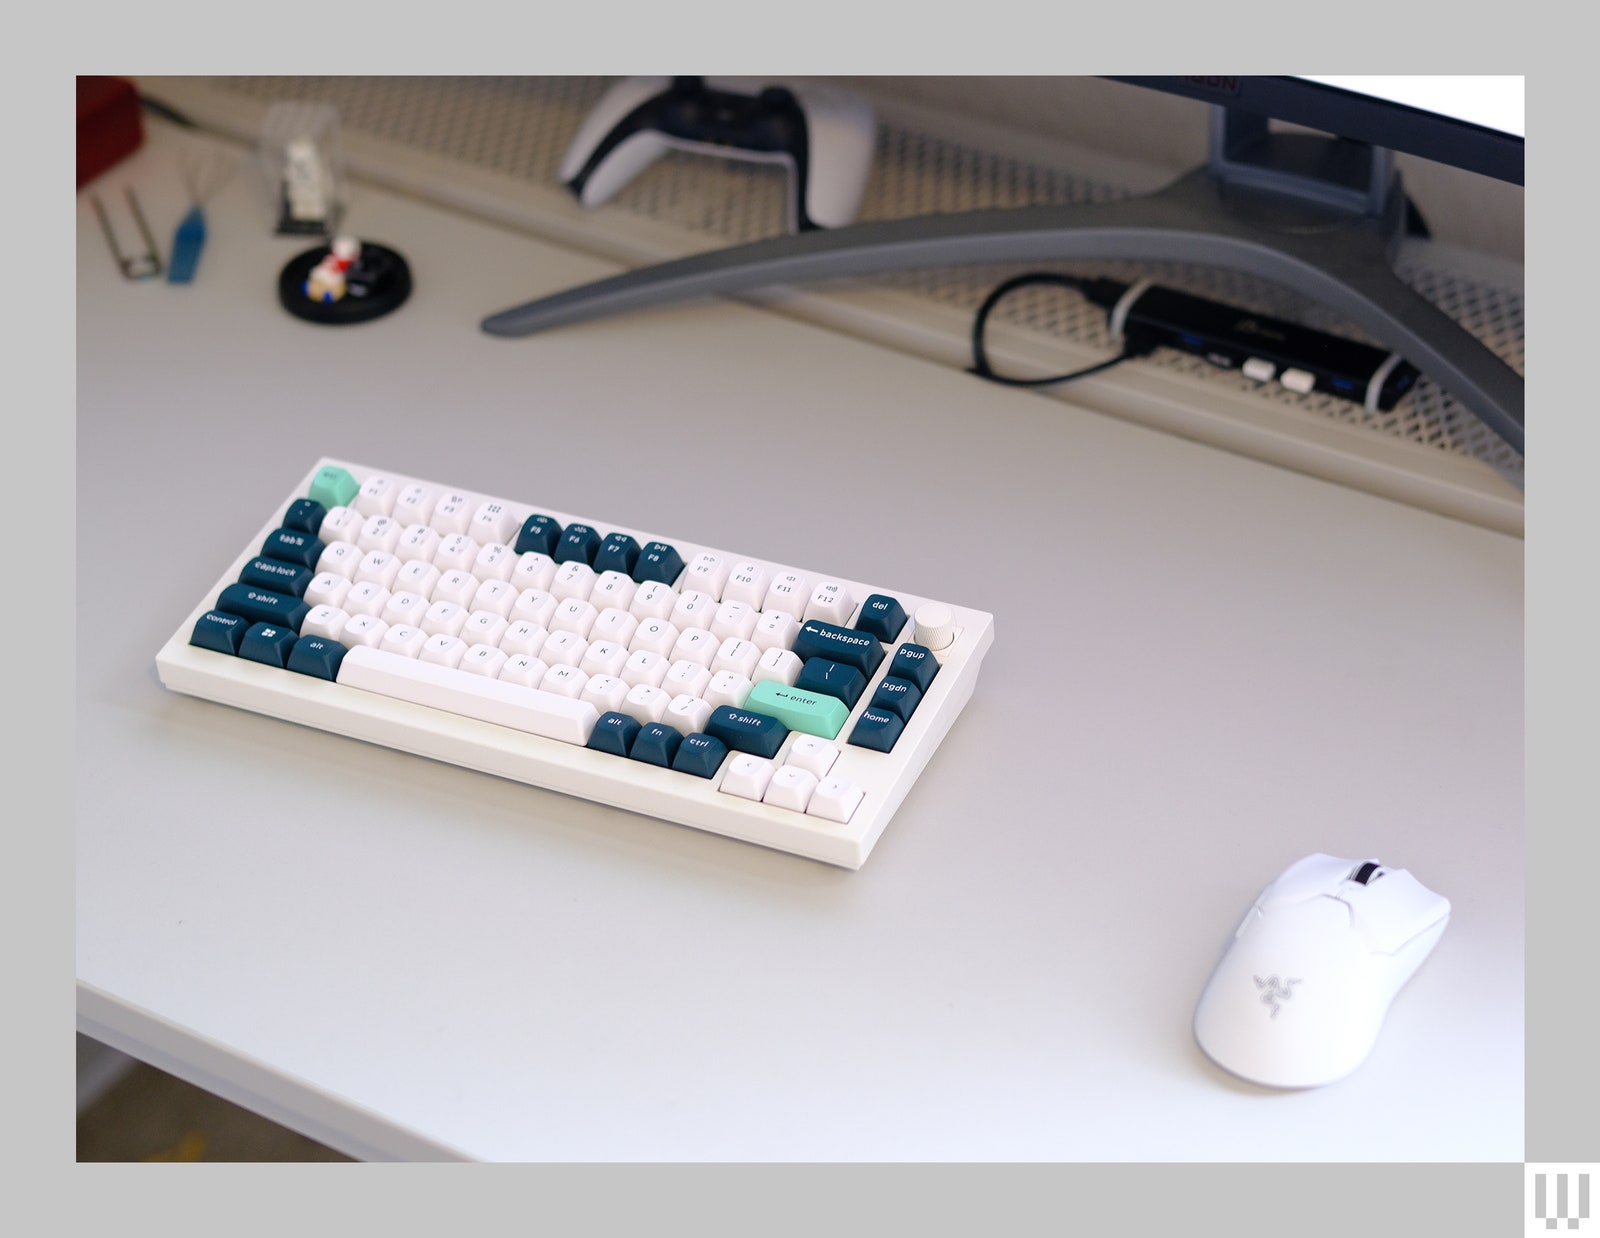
top-left (913, 603), bottom-right (955, 652)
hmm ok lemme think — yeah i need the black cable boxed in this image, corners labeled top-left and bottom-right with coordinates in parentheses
top-left (966, 271), bottom-right (1157, 388)
top-left (138, 94), bottom-right (198, 129)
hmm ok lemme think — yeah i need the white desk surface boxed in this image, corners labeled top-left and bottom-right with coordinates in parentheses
top-left (76, 121), bottom-right (1523, 1162)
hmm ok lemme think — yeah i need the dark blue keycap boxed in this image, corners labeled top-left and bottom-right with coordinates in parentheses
top-left (287, 634), bottom-right (347, 680)
top-left (239, 556), bottom-right (314, 597)
top-left (794, 658), bottom-right (868, 709)
top-left (706, 705), bottom-right (788, 759)
top-left (239, 621), bottom-right (300, 669)
top-left (672, 732), bottom-right (728, 779)
top-left (594, 532), bottom-right (641, 576)
top-left (856, 594), bottom-right (909, 644)
top-left (190, 609), bottom-right (248, 655)
top-left (515, 513), bottom-right (561, 556)
top-left (282, 498), bottom-right (328, 536)
top-left (554, 522), bottom-right (601, 565)
top-left (888, 643), bottom-right (939, 693)
top-left (633, 541), bottom-right (685, 586)
top-left (261, 527), bottom-right (324, 569)
top-left (869, 675), bottom-right (922, 722)
top-left (848, 706), bottom-right (905, 753)
top-left (216, 582), bottom-right (311, 631)
top-left (630, 722), bottom-right (683, 768)
top-left (587, 711), bottom-right (642, 757)
top-left (791, 620), bottom-right (885, 679)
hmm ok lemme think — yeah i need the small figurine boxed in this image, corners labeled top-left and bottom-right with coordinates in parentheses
top-left (303, 235), bottom-right (361, 303)
top-left (279, 137), bottom-right (336, 234)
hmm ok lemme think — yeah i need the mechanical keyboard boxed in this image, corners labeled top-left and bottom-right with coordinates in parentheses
top-left (154, 459), bottom-right (996, 868)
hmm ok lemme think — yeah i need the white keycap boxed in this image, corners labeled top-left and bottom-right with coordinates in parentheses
top-left (319, 505), bottom-right (363, 544)
top-left (590, 607), bottom-right (639, 647)
top-left (710, 600), bottom-right (758, 642)
top-left (541, 664), bottom-right (589, 699)
top-left (803, 581), bottom-right (856, 626)
top-left (498, 654), bottom-right (550, 688)
top-left (357, 514), bottom-right (403, 555)
top-left (551, 598), bottom-right (599, 638)
top-left (682, 552), bottom-right (731, 600)
top-left (510, 552), bottom-right (557, 592)
top-left (622, 649), bottom-right (668, 689)
top-left (316, 540), bottom-right (363, 580)
top-left (752, 647), bottom-right (803, 687)
top-left (751, 610), bottom-right (798, 652)
top-left (664, 694), bottom-right (713, 735)
top-left (671, 590), bottom-right (716, 630)
top-left (460, 644), bottom-right (509, 678)
top-left (711, 637), bottom-right (760, 679)
top-left (762, 572), bottom-right (809, 617)
top-left (341, 614), bottom-right (390, 649)
top-left (344, 580), bottom-right (392, 618)
top-left (720, 753), bottom-right (776, 802)
top-left (379, 624), bottom-right (427, 658)
top-left (621, 683), bottom-right (671, 725)
top-left (579, 639), bottom-right (629, 679)
top-left (354, 474), bottom-right (397, 517)
top-left (461, 609), bottom-right (510, 648)
top-left (472, 542), bottom-right (517, 583)
top-left (590, 570), bottom-right (638, 612)
top-left (421, 600), bottom-right (468, 638)
top-left (304, 571), bottom-right (352, 609)
top-left (670, 627), bottom-right (719, 668)
top-left (397, 523), bottom-right (442, 565)
top-left (434, 533), bottom-right (481, 573)
top-left (337, 646), bottom-right (597, 745)
top-left (394, 558), bottom-right (441, 598)
top-left (380, 590), bottom-right (428, 627)
top-left (302, 604), bottom-right (350, 642)
top-left (580, 674), bottom-right (629, 714)
top-left (763, 766), bottom-right (819, 812)
top-left (722, 561), bottom-right (770, 609)
top-left (420, 633), bottom-right (466, 669)
top-left (705, 671), bottom-right (753, 710)
top-left (354, 550), bottom-right (402, 591)
top-left (432, 569), bottom-right (480, 608)
top-left (630, 618), bottom-right (680, 658)
top-left (539, 630), bottom-right (587, 667)
top-left (470, 579), bottom-right (517, 619)
top-left (629, 581), bottom-right (679, 621)
top-left (499, 621), bottom-right (549, 658)
top-left (392, 484), bottom-right (436, 526)
top-left (662, 659), bottom-right (711, 700)
top-left (806, 776), bottom-right (864, 824)
top-left (429, 491), bottom-right (476, 536)
top-left (469, 499), bottom-right (518, 545)
top-left (551, 561), bottom-right (597, 603)
top-left (785, 736), bottom-right (839, 779)
top-left (511, 588), bottom-right (557, 628)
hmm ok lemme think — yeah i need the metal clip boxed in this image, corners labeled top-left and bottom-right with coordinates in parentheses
top-left (91, 188), bottom-right (163, 280)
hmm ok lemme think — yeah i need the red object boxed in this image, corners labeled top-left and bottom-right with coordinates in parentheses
top-left (78, 76), bottom-right (144, 189)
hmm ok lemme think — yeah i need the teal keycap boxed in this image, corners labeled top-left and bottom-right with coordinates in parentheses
top-left (744, 680), bottom-right (850, 740)
top-left (308, 465), bottom-right (360, 510)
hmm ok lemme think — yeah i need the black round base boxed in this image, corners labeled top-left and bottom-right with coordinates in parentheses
top-left (278, 242), bottom-right (412, 325)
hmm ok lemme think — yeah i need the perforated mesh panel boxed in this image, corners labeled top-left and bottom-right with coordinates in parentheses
top-left (192, 76), bottom-right (1525, 489)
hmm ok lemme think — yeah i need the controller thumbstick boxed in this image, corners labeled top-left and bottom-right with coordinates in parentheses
top-left (913, 603), bottom-right (955, 652)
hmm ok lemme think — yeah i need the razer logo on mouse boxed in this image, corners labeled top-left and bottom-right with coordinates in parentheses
top-left (1253, 975), bottom-right (1300, 1018)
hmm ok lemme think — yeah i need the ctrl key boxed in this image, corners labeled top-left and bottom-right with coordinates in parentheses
top-left (190, 609), bottom-right (248, 655)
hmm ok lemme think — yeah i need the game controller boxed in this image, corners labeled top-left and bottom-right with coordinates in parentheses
top-left (558, 76), bottom-right (876, 232)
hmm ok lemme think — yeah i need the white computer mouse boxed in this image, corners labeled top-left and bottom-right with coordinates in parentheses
top-left (1193, 852), bottom-right (1450, 1089)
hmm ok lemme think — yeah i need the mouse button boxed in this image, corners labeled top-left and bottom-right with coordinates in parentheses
top-left (1258, 853), bottom-right (1365, 910)
top-left (1340, 868), bottom-right (1451, 953)
top-left (1232, 906), bottom-right (1264, 939)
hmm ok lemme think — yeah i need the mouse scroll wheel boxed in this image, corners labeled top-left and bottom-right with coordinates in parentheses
top-left (1350, 861), bottom-right (1384, 885)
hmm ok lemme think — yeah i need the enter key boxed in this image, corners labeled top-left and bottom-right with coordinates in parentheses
top-left (744, 680), bottom-right (851, 740)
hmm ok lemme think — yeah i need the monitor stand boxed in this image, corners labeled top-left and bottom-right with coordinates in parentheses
top-left (481, 105), bottom-right (1524, 456)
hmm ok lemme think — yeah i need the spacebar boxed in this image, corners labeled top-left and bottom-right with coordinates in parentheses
top-left (335, 646), bottom-right (600, 744)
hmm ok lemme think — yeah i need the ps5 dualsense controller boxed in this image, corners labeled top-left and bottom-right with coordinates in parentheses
top-left (558, 76), bottom-right (876, 232)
